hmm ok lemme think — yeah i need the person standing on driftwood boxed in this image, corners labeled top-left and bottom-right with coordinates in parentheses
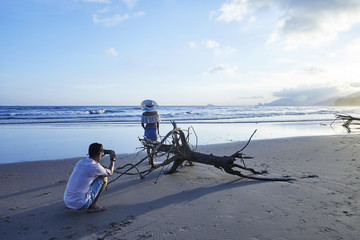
top-left (141, 99), bottom-right (160, 167)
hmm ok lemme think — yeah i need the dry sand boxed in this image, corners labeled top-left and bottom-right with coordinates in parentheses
top-left (0, 135), bottom-right (359, 240)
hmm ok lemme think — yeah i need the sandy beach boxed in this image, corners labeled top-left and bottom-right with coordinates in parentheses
top-left (1, 135), bottom-right (359, 240)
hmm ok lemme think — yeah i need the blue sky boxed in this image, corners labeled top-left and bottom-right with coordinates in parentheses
top-left (1, 0), bottom-right (360, 106)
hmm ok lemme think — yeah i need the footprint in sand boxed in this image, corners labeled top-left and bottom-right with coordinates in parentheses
top-left (179, 226), bottom-right (190, 232)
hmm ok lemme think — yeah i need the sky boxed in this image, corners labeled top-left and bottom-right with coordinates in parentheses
top-left (1, 0), bottom-right (360, 106)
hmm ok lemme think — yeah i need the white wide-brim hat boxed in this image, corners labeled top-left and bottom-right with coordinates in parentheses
top-left (141, 99), bottom-right (159, 112)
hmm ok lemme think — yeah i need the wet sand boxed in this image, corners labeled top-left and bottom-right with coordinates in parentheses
top-left (0, 135), bottom-right (359, 239)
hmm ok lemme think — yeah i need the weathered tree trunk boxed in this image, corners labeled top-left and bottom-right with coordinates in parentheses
top-left (331, 114), bottom-right (360, 132)
top-left (143, 122), bottom-right (294, 181)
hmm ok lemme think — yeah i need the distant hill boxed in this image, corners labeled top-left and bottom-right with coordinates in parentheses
top-left (264, 96), bottom-right (337, 106)
top-left (314, 97), bottom-right (338, 106)
top-left (335, 92), bottom-right (360, 106)
top-left (265, 91), bottom-right (360, 106)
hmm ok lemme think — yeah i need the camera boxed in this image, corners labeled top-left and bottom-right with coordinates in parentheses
top-left (103, 149), bottom-right (112, 155)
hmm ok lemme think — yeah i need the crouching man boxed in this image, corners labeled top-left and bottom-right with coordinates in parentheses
top-left (64, 142), bottom-right (116, 213)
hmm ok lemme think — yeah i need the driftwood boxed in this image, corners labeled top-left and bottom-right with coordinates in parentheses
top-left (331, 114), bottom-right (360, 132)
top-left (108, 121), bottom-right (294, 185)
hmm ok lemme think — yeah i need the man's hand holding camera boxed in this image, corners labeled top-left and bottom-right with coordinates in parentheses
top-left (103, 149), bottom-right (116, 161)
top-left (110, 150), bottom-right (116, 161)
top-left (103, 149), bottom-right (116, 178)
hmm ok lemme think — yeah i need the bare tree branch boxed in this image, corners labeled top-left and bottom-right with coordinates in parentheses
top-left (109, 122), bottom-right (294, 185)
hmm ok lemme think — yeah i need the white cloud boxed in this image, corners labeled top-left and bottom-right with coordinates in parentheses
top-left (190, 39), bottom-right (237, 55)
top-left (214, 0), bottom-right (268, 22)
top-left (204, 64), bottom-right (238, 76)
top-left (276, 58), bottom-right (295, 63)
top-left (303, 65), bottom-right (327, 75)
top-left (214, 0), bottom-right (360, 49)
top-left (269, 1), bottom-right (360, 49)
top-left (345, 38), bottom-right (360, 54)
top-left (326, 52), bottom-right (337, 58)
top-left (122, 0), bottom-right (137, 9)
top-left (189, 41), bottom-right (198, 48)
top-left (248, 15), bottom-right (256, 23)
top-left (104, 48), bottom-right (119, 56)
top-left (214, 46), bottom-right (237, 56)
top-left (351, 82), bottom-right (360, 88)
top-left (93, 14), bottom-right (129, 26)
top-left (202, 40), bottom-right (220, 48)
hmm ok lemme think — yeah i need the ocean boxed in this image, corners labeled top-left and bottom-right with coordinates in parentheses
top-left (2, 105), bottom-right (360, 124)
top-left (1, 105), bottom-right (359, 163)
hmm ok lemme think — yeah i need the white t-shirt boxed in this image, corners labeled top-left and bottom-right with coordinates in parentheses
top-left (64, 158), bottom-right (111, 209)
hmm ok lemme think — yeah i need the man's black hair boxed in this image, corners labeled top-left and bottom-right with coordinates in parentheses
top-left (88, 142), bottom-right (103, 158)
